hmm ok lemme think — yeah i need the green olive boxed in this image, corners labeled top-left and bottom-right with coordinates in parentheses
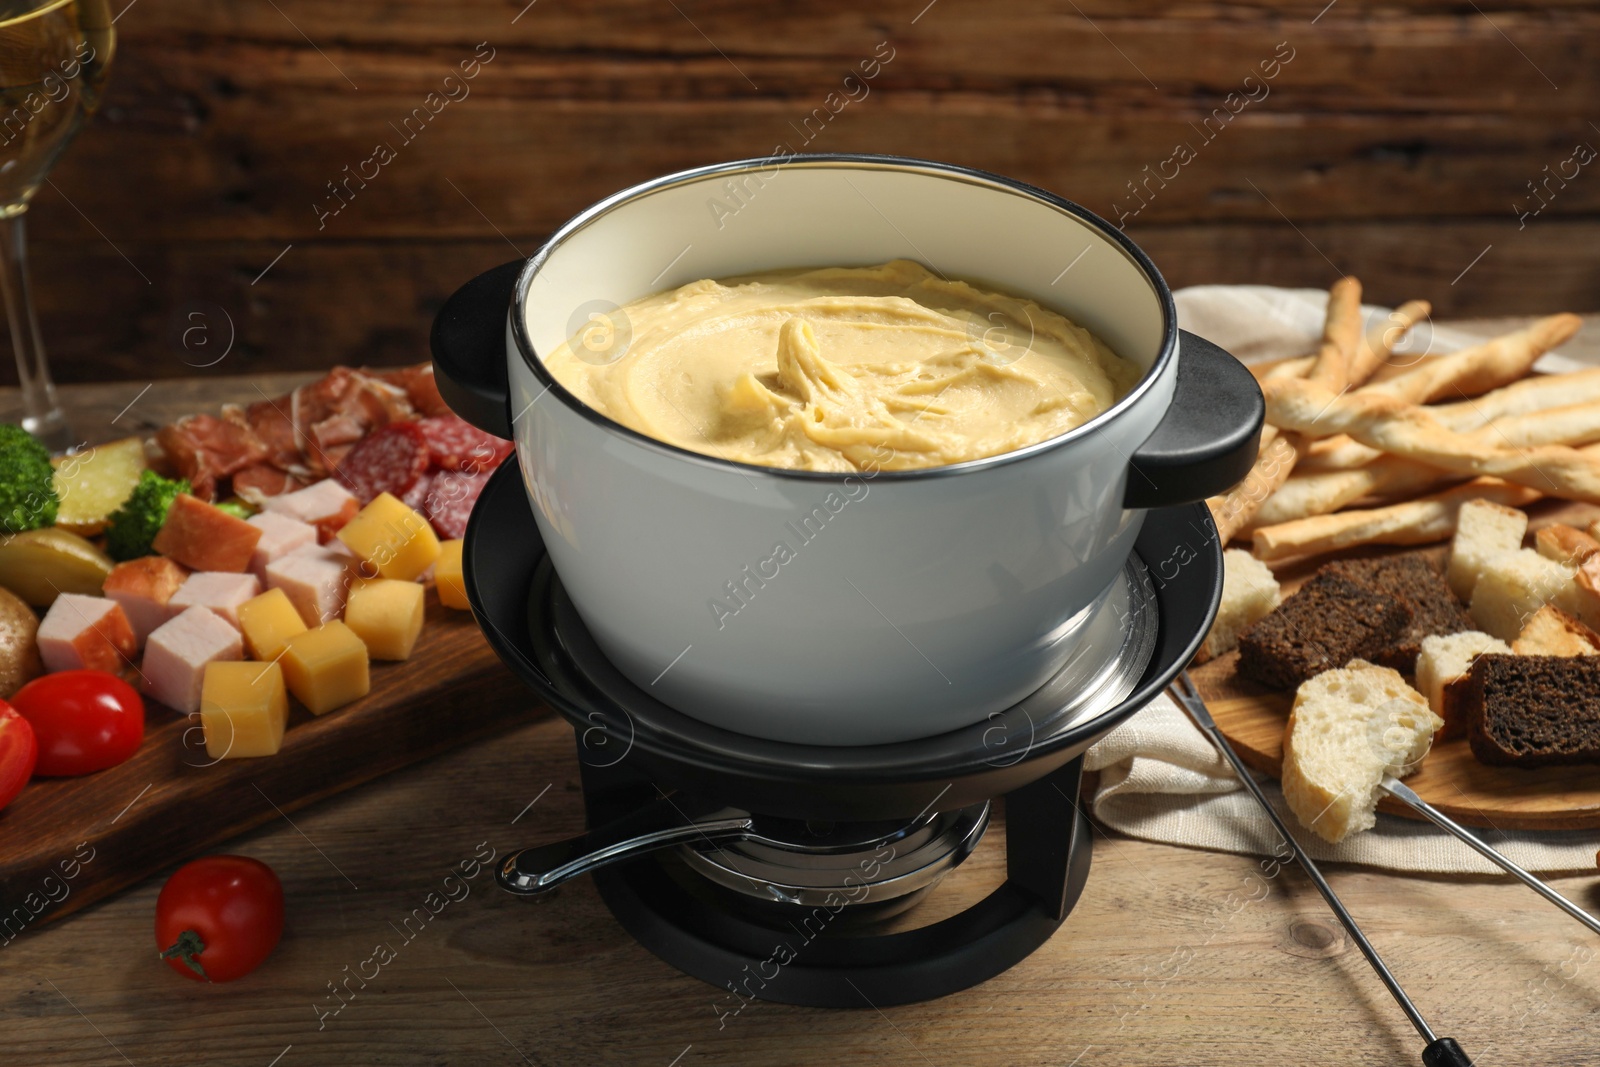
top-left (0, 527), bottom-right (115, 608)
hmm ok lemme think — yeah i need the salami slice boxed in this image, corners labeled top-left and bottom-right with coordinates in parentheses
top-left (417, 415), bottom-right (513, 474)
top-left (423, 468), bottom-right (493, 539)
top-left (335, 421), bottom-right (431, 504)
top-left (400, 469), bottom-right (435, 514)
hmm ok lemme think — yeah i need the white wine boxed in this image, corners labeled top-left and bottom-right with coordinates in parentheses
top-left (0, 0), bottom-right (112, 213)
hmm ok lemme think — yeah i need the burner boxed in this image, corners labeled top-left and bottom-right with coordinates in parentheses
top-left (679, 802), bottom-right (990, 907)
top-left (463, 461), bottom-right (1221, 1007)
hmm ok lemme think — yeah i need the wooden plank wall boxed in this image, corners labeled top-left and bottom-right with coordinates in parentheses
top-left (15, 0), bottom-right (1600, 383)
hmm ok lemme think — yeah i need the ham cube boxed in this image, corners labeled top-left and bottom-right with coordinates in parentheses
top-left (152, 494), bottom-right (263, 573)
top-left (37, 593), bottom-right (137, 673)
top-left (247, 511), bottom-right (318, 581)
top-left (261, 479), bottom-right (359, 543)
top-left (143, 606), bottom-right (243, 713)
top-left (266, 544), bottom-right (355, 627)
top-left (102, 556), bottom-right (188, 648)
top-left (169, 571), bottom-right (262, 630)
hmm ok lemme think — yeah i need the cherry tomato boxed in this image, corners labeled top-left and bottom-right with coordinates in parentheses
top-left (156, 856), bottom-right (284, 983)
top-left (0, 702), bottom-right (37, 810)
top-left (10, 670), bottom-right (144, 776)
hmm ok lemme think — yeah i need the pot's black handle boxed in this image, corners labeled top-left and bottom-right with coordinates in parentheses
top-left (430, 259), bottom-right (523, 440)
top-left (1122, 330), bottom-right (1264, 509)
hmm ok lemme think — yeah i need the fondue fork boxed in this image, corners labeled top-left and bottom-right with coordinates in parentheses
top-left (1380, 776), bottom-right (1600, 939)
top-left (1168, 672), bottom-right (1473, 1067)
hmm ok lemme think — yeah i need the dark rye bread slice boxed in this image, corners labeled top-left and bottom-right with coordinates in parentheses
top-left (1236, 570), bottom-right (1412, 691)
top-left (1321, 554), bottom-right (1474, 672)
top-left (1464, 653), bottom-right (1600, 767)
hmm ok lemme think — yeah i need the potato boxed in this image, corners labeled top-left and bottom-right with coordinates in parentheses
top-left (0, 528), bottom-right (114, 607)
top-left (0, 586), bottom-right (41, 698)
top-left (52, 436), bottom-right (147, 536)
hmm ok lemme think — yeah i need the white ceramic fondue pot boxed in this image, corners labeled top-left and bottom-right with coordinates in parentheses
top-left (433, 154), bottom-right (1261, 746)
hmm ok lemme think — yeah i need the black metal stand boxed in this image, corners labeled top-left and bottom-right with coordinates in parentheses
top-left (581, 752), bottom-right (1092, 1009)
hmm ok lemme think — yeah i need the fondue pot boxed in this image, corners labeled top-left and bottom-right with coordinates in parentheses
top-left (434, 153), bottom-right (1263, 746)
top-left (432, 154), bottom-right (1262, 1006)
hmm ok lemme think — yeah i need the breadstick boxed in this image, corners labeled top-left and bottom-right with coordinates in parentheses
top-left (1349, 299), bottom-right (1431, 385)
top-left (1298, 314), bottom-right (1584, 469)
top-left (1361, 313), bottom-right (1581, 403)
top-left (1264, 379), bottom-right (1600, 502)
top-left (1251, 480), bottom-right (1542, 560)
top-left (1431, 366), bottom-right (1600, 430)
top-left (1248, 456), bottom-right (1450, 527)
top-left (1207, 279), bottom-right (1364, 541)
top-left (1250, 399), bottom-right (1600, 526)
top-left (1300, 367), bottom-right (1600, 470)
top-left (1248, 300), bottom-right (1428, 384)
top-left (1208, 434), bottom-right (1300, 540)
top-left (1304, 276), bottom-right (1364, 389)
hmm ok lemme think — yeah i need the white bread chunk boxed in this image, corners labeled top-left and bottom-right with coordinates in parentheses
top-left (1534, 524), bottom-right (1600, 567)
top-left (1282, 660), bottom-right (1443, 844)
top-left (1468, 548), bottom-right (1575, 641)
top-left (1512, 604), bottom-right (1600, 657)
top-left (1198, 549), bottom-right (1282, 662)
top-left (1415, 630), bottom-right (1512, 737)
top-left (1447, 499), bottom-right (1528, 601)
top-left (1563, 554), bottom-right (1600, 632)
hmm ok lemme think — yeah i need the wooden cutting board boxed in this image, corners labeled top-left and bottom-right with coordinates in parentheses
top-left (1193, 498), bottom-right (1600, 832)
top-left (0, 602), bottom-right (534, 932)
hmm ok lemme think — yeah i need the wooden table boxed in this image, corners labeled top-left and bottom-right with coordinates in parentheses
top-left (5, 339), bottom-right (1600, 1066)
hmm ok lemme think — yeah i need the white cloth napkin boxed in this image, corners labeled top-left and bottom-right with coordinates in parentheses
top-left (1081, 285), bottom-right (1600, 874)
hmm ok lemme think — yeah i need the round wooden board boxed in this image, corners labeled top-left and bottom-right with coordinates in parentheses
top-left (1199, 497), bottom-right (1600, 832)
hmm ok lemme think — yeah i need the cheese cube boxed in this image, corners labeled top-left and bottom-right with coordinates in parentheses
top-left (37, 593), bottom-right (136, 673)
top-left (337, 492), bottom-right (440, 581)
top-left (143, 606), bottom-right (243, 713)
top-left (200, 661), bottom-right (289, 759)
top-left (170, 571), bottom-right (261, 630)
top-left (247, 511), bottom-right (317, 580)
top-left (435, 539), bottom-right (468, 610)
top-left (265, 544), bottom-right (354, 627)
top-left (102, 556), bottom-right (187, 648)
top-left (344, 578), bottom-right (424, 660)
top-left (282, 620), bottom-right (369, 715)
top-left (237, 587), bottom-right (309, 661)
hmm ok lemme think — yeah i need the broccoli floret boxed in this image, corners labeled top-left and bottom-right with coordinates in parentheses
top-left (104, 470), bottom-right (190, 561)
top-left (215, 499), bottom-right (253, 520)
top-left (0, 424), bottom-right (59, 533)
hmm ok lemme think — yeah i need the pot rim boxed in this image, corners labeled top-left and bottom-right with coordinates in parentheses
top-left (509, 152), bottom-right (1179, 483)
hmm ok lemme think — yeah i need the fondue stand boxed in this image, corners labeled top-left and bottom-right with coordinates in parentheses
top-left (463, 458), bottom-right (1217, 1006)
top-left (434, 260), bottom-right (1258, 1007)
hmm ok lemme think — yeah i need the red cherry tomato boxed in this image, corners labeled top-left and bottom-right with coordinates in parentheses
top-left (155, 856), bottom-right (284, 983)
top-left (0, 702), bottom-right (37, 810)
top-left (10, 670), bottom-right (144, 776)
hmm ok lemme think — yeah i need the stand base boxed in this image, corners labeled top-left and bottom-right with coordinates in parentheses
top-left (591, 760), bottom-right (1093, 1009)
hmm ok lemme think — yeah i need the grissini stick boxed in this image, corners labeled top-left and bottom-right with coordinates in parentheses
top-left (1381, 776), bottom-right (1600, 939)
top-left (1168, 672), bottom-right (1474, 1067)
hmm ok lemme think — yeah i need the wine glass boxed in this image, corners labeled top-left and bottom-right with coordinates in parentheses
top-left (0, 0), bottom-right (114, 451)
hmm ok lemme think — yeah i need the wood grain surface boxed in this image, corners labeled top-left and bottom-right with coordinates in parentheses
top-left (9, 0), bottom-right (1600, 386)
top-left (2, 331), bottom-right (1598, 1066)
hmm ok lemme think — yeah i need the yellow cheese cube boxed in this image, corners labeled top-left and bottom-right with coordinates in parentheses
top-left (200, 661), bottom-right (289, 759)
top-left (282, 620), bottom-right (370, 715)
top-left (435, 539), bottom-right (468, 610)
top-left (237, 587), bottom-right (309, 661)
top-left (337, 492), bottom-right (440, 582)
top-left (344, 578), bottom-right (424, 661)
